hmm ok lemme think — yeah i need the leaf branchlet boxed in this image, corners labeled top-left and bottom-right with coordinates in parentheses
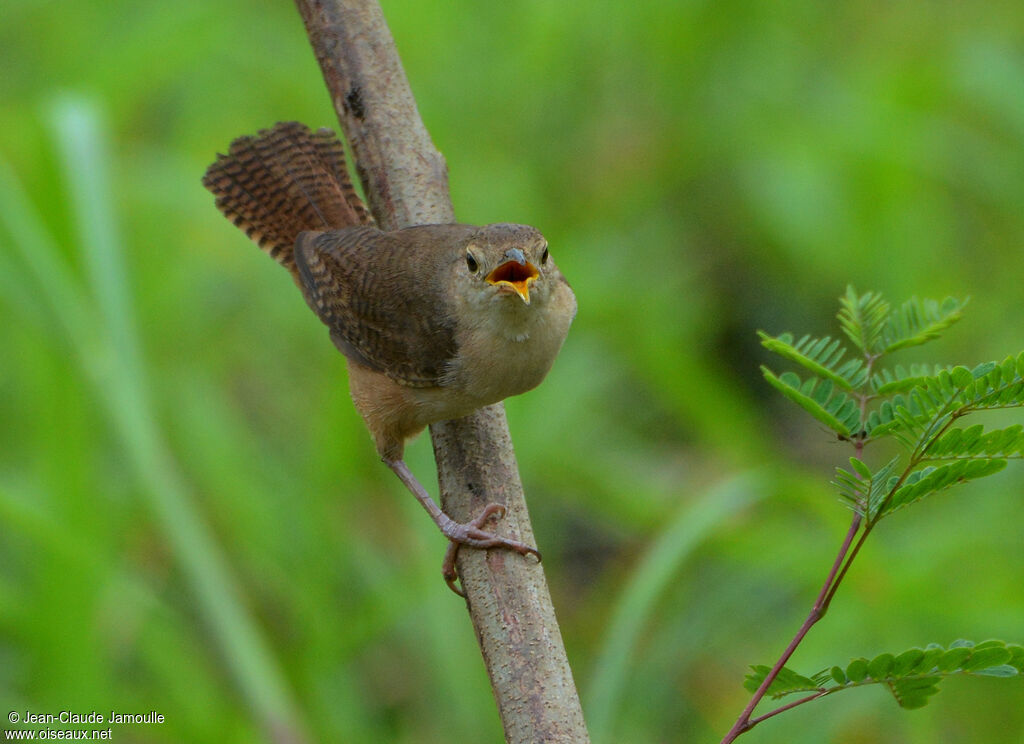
top-left (723, 288), bottom-right (1022, 742)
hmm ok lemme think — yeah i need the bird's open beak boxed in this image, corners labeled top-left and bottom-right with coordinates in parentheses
top-left (486, 251), bottom-right (539, 304)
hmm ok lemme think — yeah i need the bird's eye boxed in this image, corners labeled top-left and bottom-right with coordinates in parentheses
top-left (466, 252), bottom-right (479, 273)
top-left (540, 246), bottom-right (549, 265)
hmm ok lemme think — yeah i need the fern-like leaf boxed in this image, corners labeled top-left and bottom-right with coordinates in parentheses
top-left (761, 367), bottom-right (861, 436)
top-left (758, 331), bottom-right (867, 390)
top-left (860, 360), bottom-right (1024, 519)
top-left (871, 363), bottom-right (946, 395)
top-left (881, 295), bottom-right (966, 354)
top-left (957, 353), bottom-right (1024, 412)
top-left (864, 389), bottom-right (944, 448)
top-left (837, 286), bottom-right (890, 354)
top-left (878, 459), bottom-right (1007, 517)
top-left (745, 641), bottom-right (1022, 710)
top-left (834, 456), bottom-right (900, 518)
top-left (922, 424), bottom-right (1024, 461)
top-left (743, 665), bottom-right (819, 698)
top-left (865, 358), bottom-right (1024, 445)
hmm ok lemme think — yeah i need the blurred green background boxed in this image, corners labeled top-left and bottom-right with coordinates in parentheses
top-left (2, 0), bottom-right (1023, 742)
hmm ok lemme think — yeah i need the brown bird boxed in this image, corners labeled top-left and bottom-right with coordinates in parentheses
top-left (203, 122), bottom-right (576, 594)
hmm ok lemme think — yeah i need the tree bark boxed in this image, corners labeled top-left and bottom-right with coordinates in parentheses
top-left (293, 2), bottom-right (590, 743)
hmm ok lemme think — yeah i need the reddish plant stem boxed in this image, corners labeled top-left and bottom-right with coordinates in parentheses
top-left (821, 523), bottom-right (870, 611)
top-left (745, 689), bottom-right (828, 727)
top-left (719, 512), bottom-right (862, 744)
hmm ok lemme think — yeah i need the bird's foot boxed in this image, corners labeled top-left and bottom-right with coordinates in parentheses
top-left (440, 504), bottom-right (541, 597)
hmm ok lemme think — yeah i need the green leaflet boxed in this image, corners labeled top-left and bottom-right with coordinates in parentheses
top-left (863, 356), bottom-right (1024, 447)
top-left (923, 424), bottom-right (1024, 461)
top-left (871, 363), bottom-right (945, 395)
top-left (880, 295), bottom-right (967, 353)
top-left (888, 677), bottom-right (942, 709)
top-left (746, 641), bottom-right (1021, 709)
top-left (835, 287), bottom-right (964, 356)
top-left (743, 665), bottom-right (818, 698)
top-left (760, 367), bottom-right (860, 436)
top-left (757, 331), bottom-right (867, 390)
top-left (911, 356), bottom-right (1024, 415)
top-left (837, 285), bottom-right (890, 354)
top-left (963, 353), bottom-right (1024, 411)
top-left (833, 456), bottom-right (899, 518)
top-left (880, 459), bottom-right (1007, 517)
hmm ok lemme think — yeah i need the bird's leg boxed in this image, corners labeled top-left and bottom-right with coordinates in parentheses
top-left (384, 458), bottom-right (542, 596)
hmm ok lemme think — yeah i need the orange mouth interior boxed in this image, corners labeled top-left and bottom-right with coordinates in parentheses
top-left (486, 260), bottom-right (539, 301)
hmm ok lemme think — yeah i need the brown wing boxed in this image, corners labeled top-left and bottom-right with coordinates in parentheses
top-left (294, 225), bottom-right (471, 387)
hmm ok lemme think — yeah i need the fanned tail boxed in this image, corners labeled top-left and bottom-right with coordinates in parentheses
top-left (202, 121), bottom-right (373, 279)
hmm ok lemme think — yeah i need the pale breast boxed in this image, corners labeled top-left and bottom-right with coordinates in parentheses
top-left (439, 280), bottom-right (576, 409)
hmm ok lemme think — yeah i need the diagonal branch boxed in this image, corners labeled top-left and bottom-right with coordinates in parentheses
top-left (293, 2), bottom-right (590, 742)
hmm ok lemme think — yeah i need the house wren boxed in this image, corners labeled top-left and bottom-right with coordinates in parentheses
top-left (203, 122), bottom-right (576, 594)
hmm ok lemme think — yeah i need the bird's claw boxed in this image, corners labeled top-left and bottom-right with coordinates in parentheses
top-left (441, 503), bottom-right (542, 597)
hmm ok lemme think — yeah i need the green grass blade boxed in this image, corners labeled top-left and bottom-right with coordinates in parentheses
top-left (42, 96), bottom-right (307, 742)
top-left (50, 97), bottom-right (144, 385)
top-left (0, 160), bottom-right (97, 351)
top-left (585, 473), bottom-right (766, 744)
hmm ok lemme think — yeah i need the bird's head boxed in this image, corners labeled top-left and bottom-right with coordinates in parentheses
top-left (461, 223), bottom-right (561, 307)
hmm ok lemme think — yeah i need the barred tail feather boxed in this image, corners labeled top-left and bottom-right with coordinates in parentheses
top-left (202, 121), bottom-right (372, 278)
